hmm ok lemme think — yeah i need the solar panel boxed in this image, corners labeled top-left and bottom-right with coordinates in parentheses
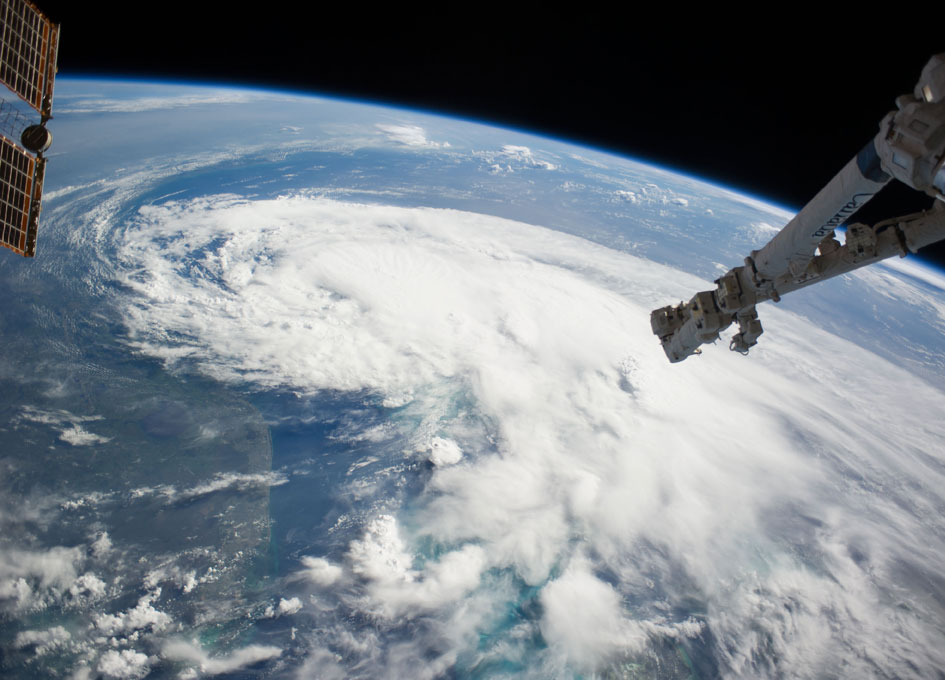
top-left (0, 0), bottom-right (55, 257)
top-left (0, 133), bottom-right (42, 256)
top-left (0, 0), bottom-right (58, 118)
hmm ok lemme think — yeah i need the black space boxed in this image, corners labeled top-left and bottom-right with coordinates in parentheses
top-left (36, 4), bottom-right (945, 266)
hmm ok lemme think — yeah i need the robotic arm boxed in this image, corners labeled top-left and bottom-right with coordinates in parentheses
top-left (651, 54), bottom-right (945, 363)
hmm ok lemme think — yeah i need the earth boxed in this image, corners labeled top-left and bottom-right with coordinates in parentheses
top-left (2, 79), bottom-right (945, 680)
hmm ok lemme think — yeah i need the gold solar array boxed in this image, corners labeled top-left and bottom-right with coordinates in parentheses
top-left (0, 0), bottom-right (57, 118)
top-left (0, 134), bottom-right (40, 256)
top-left (0, 0), bottom-right (55, 257)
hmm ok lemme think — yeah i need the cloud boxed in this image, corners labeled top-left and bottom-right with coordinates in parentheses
top-left (880, 255), bottom-right (945, 293)
top-left (14, 407), bottom-right (111, 447)
top-left (70, 573), bottom-right (106, 599)
top-left (540, 559), bottom-right (646, 669)
top-left (539, 555), bottom-right (705, 672)
top-left (264, 596), bottom-right (302, 618)
top-left (56, 90), bottom-right (279, 114)
top-left (295, 556), bottom-right (342, 587)
top-left (59, 425), bottom-right (111, 446)
top-left (615, 189), bottom-right (640, 204)
top-left (123, 471), bottom-right (289, 505)
top-left (499, 145), bottom-right (557, 170)
top-left (862, 259), bottom-right (945, 331)
top-left (347, 515), bottom-right (487, 618)
top-left (14, 626), bottom-right (71, 655)
top-left (90, 532), bottom-right (113, 559)
top-left (426, 436), bottom-right (463, 466)
top-left (480, 144), bottom-right (558, 173)
top-left (162, 639), bottom-right (282, 676)
top-left (112, 194), bottom-right (945, 676)
top-left (97, 649), bottom-right (150, 679)
top-left (738, 220), bottom-right (780, 244)
top-left (292, 648), bottom-right (347, 680)
top-left (0, 546), bottom-right (85, 612)
top-left (376, 124), bottom-right (450, 148)
top-left (94, 589), bottom-right (170, 636)
top-left (172, 471), bottom-right (289, 501)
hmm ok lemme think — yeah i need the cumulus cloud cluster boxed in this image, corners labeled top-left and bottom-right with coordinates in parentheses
top-left (0, 545), bottom-right (98, 613)
top-left (613, 182), bottom-right (694, 213)
top-left (376, 124), bottom-right (450, 148)
top-left (3, 547), bottom-right (286, 679)
top-left (97, 649), bottom-right (151, 679)
top-left (479, 144), bottom-right (558, 173)
top-left (94, 589), bottom-right (170, 636)
top-left (112, 195), bottom-right (945, 676)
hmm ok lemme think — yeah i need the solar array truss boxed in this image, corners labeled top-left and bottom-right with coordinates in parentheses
top-left (0, 0), bottom-right (56, 257)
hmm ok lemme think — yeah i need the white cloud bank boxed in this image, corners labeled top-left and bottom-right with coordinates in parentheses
top-left (113, 195), bottom-right (945, 677)
top-left (57, 90), bottom-right (278, 114)
top-left (377, 123), bottom-right (450, 148)
top-left (162, 639), bottom-right (282, 677)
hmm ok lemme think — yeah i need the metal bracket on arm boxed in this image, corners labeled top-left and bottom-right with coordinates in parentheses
top-left (729, 307), bottom-right (763, 355)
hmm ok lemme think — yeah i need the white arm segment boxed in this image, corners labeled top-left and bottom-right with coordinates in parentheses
top-left (750, 145), bottom-right (890, 283)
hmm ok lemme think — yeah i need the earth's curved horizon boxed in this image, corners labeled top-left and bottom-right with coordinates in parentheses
top-left (2, 77), bottom-right (945, 680)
